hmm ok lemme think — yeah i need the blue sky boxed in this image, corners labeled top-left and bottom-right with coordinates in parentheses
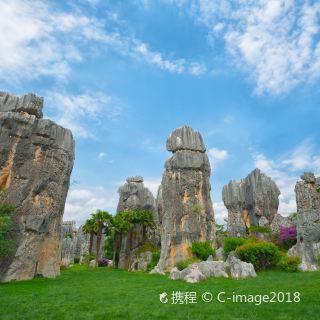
top-left (1, 0), bottom-right (320, 225)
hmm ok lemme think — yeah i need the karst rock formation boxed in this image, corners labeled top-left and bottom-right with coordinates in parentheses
top-left (60, 221), bottom-right (78, 267)
top-left (0, 92), bottom-right (74, 282)
top-left (116, 176), bottom-right (157, 269)
top-left (155, 125), bottom-right (216, 272)
top-left (222, 168), bottom-right (280, 237)
top-left (294, 172), bottom-right (320, 271)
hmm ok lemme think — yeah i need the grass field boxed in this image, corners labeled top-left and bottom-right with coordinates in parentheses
top-left (0, 265), bottom-right (319, 320)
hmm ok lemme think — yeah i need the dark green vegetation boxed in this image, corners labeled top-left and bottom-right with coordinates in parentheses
top-left (224, 237), bottom-right (248, 256)
top-left (236, 242), bottom-right (281, 271)
top-left (0, 189), bottom-right (14, 260)
top-left (0, 266), bottom-right (319, 320)
top-left (191, 240), bottom-right (215, 261)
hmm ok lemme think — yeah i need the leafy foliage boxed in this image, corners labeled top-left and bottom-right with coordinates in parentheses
top-left (74, 256), bottom-right (80, 264)
top-left (146, 251), bottom-right (160, 272)
top-left (176, 258), bottom-right (201, 271)
top-left (248, 226), bottom-right (271, 234)
top-left (98, 258), bottom-right (110, 267)
top-left (236, 241), bottom-right (281, 271)
top-left (82, 254), bottom-right (96, 265)
top-left (0, 189), bottom-right (14, 259)
top-left (137, 241), bottom-right (158, 254)
top-left (277, 255), bottom-right (301, 272)
top-left (223, 237), bottom-right (248, 256)
top-left (191, 241), bottom-right (215, 261)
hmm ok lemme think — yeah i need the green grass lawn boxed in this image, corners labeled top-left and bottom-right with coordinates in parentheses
top-left (0, 266), bottom-right (319, 320)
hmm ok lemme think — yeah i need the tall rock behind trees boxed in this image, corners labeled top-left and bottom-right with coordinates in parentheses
top-left (222, 168), bottom-right (280, 237)
top-left (0, 92), bottom-right (74, 282)
top-left (116, 176), bottom-right (157, 269)
top-left (294, 173), bottom-right (320, 271)
top-left (155, 126), bottom-right (216, 272)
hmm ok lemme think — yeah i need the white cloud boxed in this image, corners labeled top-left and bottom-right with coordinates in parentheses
top-left (0, 0), bottom-right (108, 83)
top-left (167, 0), bottom-right (320, 94)
top-left (252, 140), bottom-right (320, 215)
top-left (98, 152), bottom-right (107, 159)
top-left (64, 186), bottom-right (118, 226)
top-left (46, 91), bottom-right (123, 138)
top-left (208, 147), bottom-right (228, 164)
top-left (143, 178), bottom-right (161, 197)
top-left (213, 201), bottom-right (228, 225)
top-left (0, 0), bottom-right (206, 85)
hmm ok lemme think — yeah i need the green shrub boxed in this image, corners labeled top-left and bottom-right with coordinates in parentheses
top-left (82, 254), bottom-right (96, 265)
top-left (277, 256), bottom-right (301, 272)
top-left (146, 251), bottom-right (160, 272)
top-left (191, 241), bottom-right (215, 261)
top-left (137, 241), bottom-right (158, 254)
top-left (224, 237), bottom-right (248, 256)
top-left (176, 258), bottom-right (201, 271)
top-left (248, 226), bottom-right (271, 234)
top-left (317, 255), bottom-right (320, 266)
top-left (74, 256), bottom-right (80, 264)
top-left (236, 241), bottom-right (281, 271)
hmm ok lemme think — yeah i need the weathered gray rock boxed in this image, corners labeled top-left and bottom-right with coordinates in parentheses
top-left (116, 177), bottom-right (158, 269)
top-left (222, 168), bottom-right (280, 237)
top-left (89, 260), bottom-right (97, 268)
top-left (226, 253), bottom-right (256, 279)
top-left (271, 213), bottom-right (296, 233)
top-left (214, 247), bottom-right (224, 261)
top-left (0, 91), bottom-right (43, 118)
top-left (60, 221), bottom-right (77, 267)
top-left (155, 126), bottom-right (216, 272)
top-left (0, 92), bottom-right (74, 282)
top-left (129, 251), bottom-right (153, 271)
top-left (294, 173), bottom-right (320, 271)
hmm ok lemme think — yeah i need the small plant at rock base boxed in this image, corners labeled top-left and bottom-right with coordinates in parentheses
top-left (146, 251), bottom-right (160, 272)
top-left (82, 254), bottom-right (96, 266)
top-left (277, 256), bottom-right (301, 272)
top-left (236, 241), bottom-right (281, 271)
top-left (137, 241), bottom-right (158, 254)
top-left (191, 241), bottom-right (215, 261)
top-left (248, 226), bottom-right (271, 235)
top-left (176, 258), bottom-right (201, 271)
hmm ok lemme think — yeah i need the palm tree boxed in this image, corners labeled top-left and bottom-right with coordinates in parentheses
top-left (91, 210), bottom-right (113, 262)
top-left (82, 218), bottom-right (96, 255)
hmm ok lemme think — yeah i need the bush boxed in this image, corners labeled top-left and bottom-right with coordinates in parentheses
top-left (176, 258), bottom-right (200, 271)
top-left (83, 254), bottom-right (96, 265)
top-left (98, 258), bottom-right (110, 267)
top-left (236, 241), bottom-right (281, 271)
top-left (137, 241), bottom-right (158, 254)
top-left (317, 255), bottom-right (320, 266)
top-left (74, 256), bottom-right (80, 264)
top-left (191, 241), bottom-right (215, 261)
top-left (278, 226), bottom-right (297, 250)
top-left (248, 226), bottom-right (271, 234)
top-left (278, 256), bottom-right (301, 272)
top-left (146, 251), bottom-right (160, 272)
top-left (224, 237), bottom-right (248, 256)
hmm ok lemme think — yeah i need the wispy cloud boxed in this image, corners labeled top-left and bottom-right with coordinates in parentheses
top-left (46, 91), bottom-right (124, 138)
top-left (165, 0), bottom-right (320, 94)
top-left (0, 0), bottom-right (206, 85)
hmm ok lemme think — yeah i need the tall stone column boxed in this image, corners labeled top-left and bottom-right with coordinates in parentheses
top-left (155, 126), bottom-right (216, 272)
top-left (0, 92), bottom-right (74, 282)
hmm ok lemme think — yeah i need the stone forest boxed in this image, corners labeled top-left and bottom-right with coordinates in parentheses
top-left (1, 91), bottom-right (320, 288)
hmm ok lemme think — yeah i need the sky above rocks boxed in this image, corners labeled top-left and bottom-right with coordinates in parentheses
top-left (1, 0), bottom-right (320, 226)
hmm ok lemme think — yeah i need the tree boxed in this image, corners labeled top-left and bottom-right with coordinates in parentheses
top-left (82, 217), bottom-right (96, 256)
top-left (111, 210), bottom-right (155, 268)
top-left (0, 189), bottom-right (14, 260)
top-left (91, 210), bottom-right (113, 262)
